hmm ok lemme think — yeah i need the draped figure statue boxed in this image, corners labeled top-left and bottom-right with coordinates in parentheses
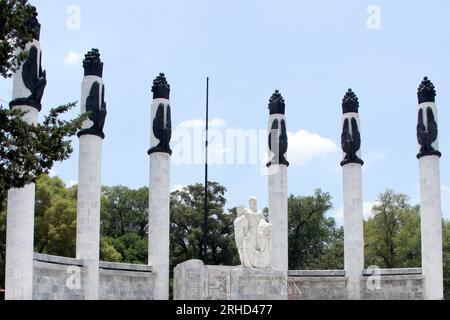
top-left (234, 197), bottom-right (272, 268)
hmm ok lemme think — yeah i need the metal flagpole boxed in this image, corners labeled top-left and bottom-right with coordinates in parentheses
top-left (203, 77), bottom-right (209, 263)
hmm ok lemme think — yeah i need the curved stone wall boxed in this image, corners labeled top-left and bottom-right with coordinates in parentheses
top-left (33, 253), bottom-right (155, 300)
top-left (288, 269), bottom-right (423, 300)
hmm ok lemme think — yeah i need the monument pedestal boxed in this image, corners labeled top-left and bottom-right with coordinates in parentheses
top-left (230, 268), bottom-right (287, 300)
top-left (174, 260), bottom-right (287, 300)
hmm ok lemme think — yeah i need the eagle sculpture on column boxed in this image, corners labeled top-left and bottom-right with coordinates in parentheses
top-left (340, 89), bottom-right (364, 167)
top-left (268, 119), bottom-right (289, 167)
top-left (341, 117), bottom-right (363, 166)
top-left (417, 107), bottom-right (440, 158)
top-left (22, 46), bottom-right (47, 110)
top-left (152, 103), bottom-right (172, 154)
top-left (83, 81), bottom-right (107, 138)
top-left (267, 90), bottom-right (289, 167)
top-left (417, 77), bottom-right (441, 159)
top-left (149, 73), bottom-right (172, 155)
top-left (9, 6), bottom-right (47, 110)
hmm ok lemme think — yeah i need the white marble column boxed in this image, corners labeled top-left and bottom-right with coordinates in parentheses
top-left (148, 74), bottom-right (172, 300)
top-left (416, 77), bottom-right (444, 300)
top-left (340, 89), bottom-right (364, 300)
top-left (5, 13), bottom-right (46, 299)
top-left (267, 91), bottom-right (289, 276)
top-left (76, 135), bottom-right (102, 300)
top-left (342, 163), bottom-right (363, 300)
top-left (268, 165), bottom-right (288, 273)
top-left (6, 172), bottom-right (37, 301)
top-left (76, 49), bottom-right (106, 300)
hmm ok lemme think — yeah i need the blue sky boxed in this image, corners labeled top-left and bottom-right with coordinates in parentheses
top-left (1, 0), bottom-right (450, 223)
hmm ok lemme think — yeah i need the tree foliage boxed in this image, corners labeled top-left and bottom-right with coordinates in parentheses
top-left (34, 175), bottom-right (77, 257)
top-left (101, 186), bottom-right (149, 238)
top-left (443, 220), bottom-right (450, 300)
top-left (170, 182), bottom-right (238, 269)
top-left (0, 103), bottom-right (87, 209)
top-left (0, 0), bottom-right (35, 78)
top-left (288, 190), bottom-right (343, 270)
top-left (364, 190), bottom-right (421, 269)
top-left (0, 200), bottom-right (6, 291)
top-left (99, 186), bottom-right (149, 263)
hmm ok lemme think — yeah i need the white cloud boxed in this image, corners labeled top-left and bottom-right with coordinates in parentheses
top-left (178, 118), bottom-right (227, 129)
top-left (442, 185), bottom-right (450, 193)
top-left (64, 51), bottom-right (82, 66)
top-left (287, 129), bottom-right (337, 166)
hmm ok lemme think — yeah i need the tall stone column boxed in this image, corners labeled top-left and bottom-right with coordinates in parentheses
top-left (5, 7), bottom-right (46, 300)
top-left (267, 90), bottom-right (289, 275)
top-left (340, 89), bottom-right (364, 300)
top-left (76, 49), bottom-right (107, 300)
top-left (148, 73), bottom-right (172, 300)
top-left (416, 77), bottom-right (444, 300)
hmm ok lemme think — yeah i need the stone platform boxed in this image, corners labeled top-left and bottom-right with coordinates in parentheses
top-left (174, 261), bottom-right (425, 300)
top-left (174, 260), bottom-right (287, 300)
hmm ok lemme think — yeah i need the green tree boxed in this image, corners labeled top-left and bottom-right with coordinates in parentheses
top-left (207, 206), bottom-right (239, 266)
top-left (0, 103), bottom-right (86, 209)
top-left (105, 233), bottom-right (148, 264)
top-left (364, 190), bottom-right (420, 268)
top-left (99, 186), bottom-right (149, 264)
top-left (313, 225), bottom-right (345, 270)
top-left (443, 220), bottom-right (450, 300)
top-left (101, 186), bottom-right (149, 238)
top-left (34, 175), bottom-right (77, 257)
top-left (287, 189), bottom-right (342, 270)
top-left (0, 0), bottom-right (36, 78)
top-left (394, 205), bottom-right (421, 268)
top-left (170, 182), bottom-right (238, 269)
top-left (100, 237), bottom-right (122, 262)
top-left (0, 203), bottom-right (6, 290)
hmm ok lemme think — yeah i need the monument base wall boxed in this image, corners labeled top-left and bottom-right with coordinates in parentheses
top-left (32, 253), bottom-right (155, 300)
top-left (288, 269), bottom-right (423, 300)
top-left (174, 260), bottom-right (424, 300)
top-left (174, 260), bottom-right (287, 300)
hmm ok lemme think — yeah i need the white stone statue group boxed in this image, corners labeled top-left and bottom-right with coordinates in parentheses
top-left (234, 197), bottom-right (272, 269)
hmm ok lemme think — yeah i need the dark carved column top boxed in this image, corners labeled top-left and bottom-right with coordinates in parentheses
top-left (27, 6), bottom-right (41, 41)
top-left (268, 90), bottom-right (285, 115)
top-left (418, 77), bottom-right (436, 104)
top-left (342, 89), bottom-right (359, 114)
top-left (83, 49), bottom-right (103, 77)
top-left (152, 73), bottom-right (171, 99)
